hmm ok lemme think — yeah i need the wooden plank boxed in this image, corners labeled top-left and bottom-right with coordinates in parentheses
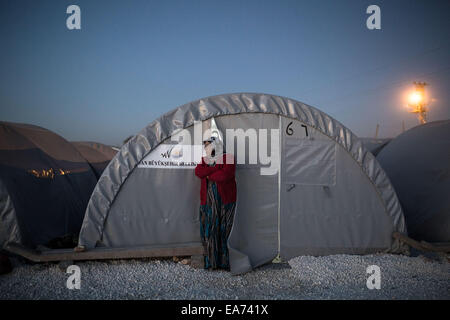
top-left (6, 242), bottom-right (205, 262)
top-left (392, 232), bottom-right (450, 253)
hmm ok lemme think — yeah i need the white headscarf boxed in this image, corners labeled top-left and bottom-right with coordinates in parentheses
top-left (204, 137), bottom-right (224, 165)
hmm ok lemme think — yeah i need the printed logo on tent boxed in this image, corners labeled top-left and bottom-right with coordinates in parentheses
top-left (138, 144), bottom-right (202, 169)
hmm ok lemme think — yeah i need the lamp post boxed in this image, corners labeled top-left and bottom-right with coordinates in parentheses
top-left (408, 82), bottom-right (428, 124)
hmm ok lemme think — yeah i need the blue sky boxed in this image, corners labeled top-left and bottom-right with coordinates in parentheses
top-left (1, 0), bottom-right (449, 145)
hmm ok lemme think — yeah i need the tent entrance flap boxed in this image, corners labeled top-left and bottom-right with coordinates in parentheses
top-left (283, 138), bottom-right (336, 186)
top-left (279, 116), bottom-right (395, 259)
top-left (216, 113), bottom-right (280, 274)
top-left (279, 117), bottom-right (339, 259)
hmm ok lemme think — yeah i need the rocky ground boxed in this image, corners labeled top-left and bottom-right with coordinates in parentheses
top-left (0, 251), bottom-right (448, 300)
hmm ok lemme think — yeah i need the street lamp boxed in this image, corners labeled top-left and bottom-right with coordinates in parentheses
top-left (407, 82), bottom-right (428, 124)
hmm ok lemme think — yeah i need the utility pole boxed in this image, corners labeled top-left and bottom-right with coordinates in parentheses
top-left (408, 82), bottom-right (428, 124)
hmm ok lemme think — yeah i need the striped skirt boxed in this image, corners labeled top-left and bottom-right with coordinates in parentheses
top-left (199, 180), bottom-right (236, 270)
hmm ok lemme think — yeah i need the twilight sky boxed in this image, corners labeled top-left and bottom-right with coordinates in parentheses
top-left (1, 0), bottom-right (449, 146)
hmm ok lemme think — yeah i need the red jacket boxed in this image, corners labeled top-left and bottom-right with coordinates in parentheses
top-left (194, 153), bottom-right (237, 205)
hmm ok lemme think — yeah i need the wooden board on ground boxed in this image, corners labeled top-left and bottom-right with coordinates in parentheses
top-left (6, 242), bottom-right (205, 263)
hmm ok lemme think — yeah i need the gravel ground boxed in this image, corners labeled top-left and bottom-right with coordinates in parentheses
top-left (0, 253), bottom-right (448, 300)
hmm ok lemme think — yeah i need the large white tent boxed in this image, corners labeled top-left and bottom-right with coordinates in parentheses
top-left (78, 93), bottom-right (407, 274)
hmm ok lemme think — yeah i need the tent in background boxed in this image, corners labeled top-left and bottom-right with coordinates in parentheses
top-left (0, 122), bottom-right (98, 249)
top-left (360, 138), bottom-right (392, 156)
top-left (377, 120), bottom-right (450, 242)
top-left (78, 93), bottom-right (407, 275)
top-left (71, 141), bottom-right (118, 178)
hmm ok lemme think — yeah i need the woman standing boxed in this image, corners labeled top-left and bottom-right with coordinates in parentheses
top-left (195, 137), bottom-right (236, 270)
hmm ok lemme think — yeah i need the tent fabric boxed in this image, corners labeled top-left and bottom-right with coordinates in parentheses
top-left (0, 178), bottom-right (21, 247)
top-left (71, 141), bottom-right (118, 178)
top-left (78, 93), bottom-right (407, 274)
top-left (0, 122), bottom-right (98, 248)
top-left (360, 138), bottom-right (392, 156)
top-left (377, 120), bottom-right (450, 242)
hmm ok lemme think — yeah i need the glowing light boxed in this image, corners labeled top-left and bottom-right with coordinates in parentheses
top-left (28, 168), bottom-right (71, 179)
top-left (409, 91), bottom-right (423, 105)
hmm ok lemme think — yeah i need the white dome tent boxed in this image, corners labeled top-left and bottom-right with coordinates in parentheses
top-left (78, 93), bottom-right (407, 274)
top-left (71, 141), bottom-right (118, 178)
top-left (0, 122), bottom-right (98, 250)
top-left (360, 138), bottom-right (392, 156)
top-left (377, 120), bottom-right (450, 243)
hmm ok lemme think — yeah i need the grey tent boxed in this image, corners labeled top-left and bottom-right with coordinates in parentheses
top-left (78, 93), bottom-right (407, 274)
top-left (71, 141), bottom-right (118, 178)
top-left (360, 138), bottom-right (392, 156)
top-left (377, 120), bottom-right (450, 242)
top-left (0, 122), bottom-right (98, 249)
